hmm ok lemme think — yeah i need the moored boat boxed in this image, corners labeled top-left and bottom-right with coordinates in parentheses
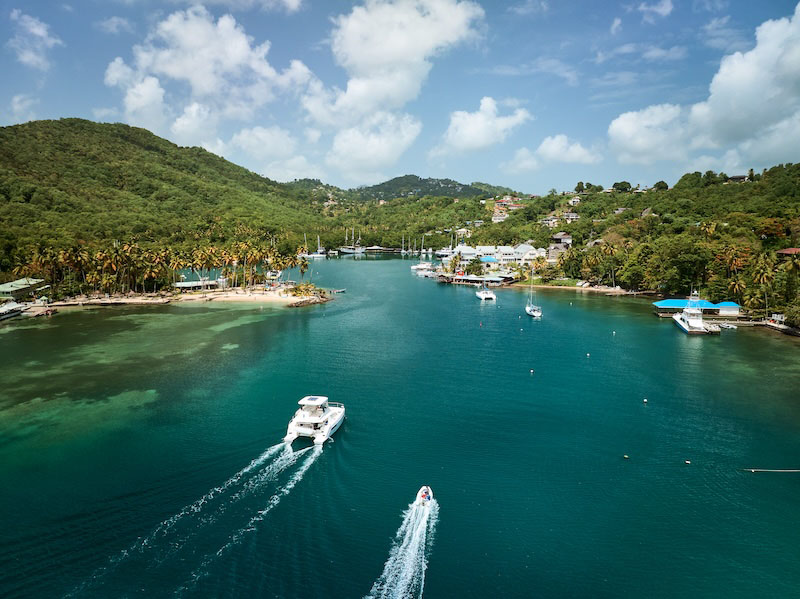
top-left (673, 290), bottom-right (717, 334)
top-left (284, 395), bottom-right (345, 445)
top-left (476, 286), bottom-right (496, 301)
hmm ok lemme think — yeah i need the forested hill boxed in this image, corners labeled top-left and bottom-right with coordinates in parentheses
top-left (0, 118), bottom-right (320, 270)
top-left (349, 175), bottom-right (489, 200)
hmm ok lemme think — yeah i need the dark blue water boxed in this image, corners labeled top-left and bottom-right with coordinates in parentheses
top-left (1, 256), bottom-right (799, 598)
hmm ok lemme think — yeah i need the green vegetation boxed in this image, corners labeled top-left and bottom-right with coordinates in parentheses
top-left (1, 118), bottom-right (799, 321)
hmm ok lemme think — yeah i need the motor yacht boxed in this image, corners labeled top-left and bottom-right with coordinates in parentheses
top-left (284, 395), bottom-right (345, 445)
top-left (410, 262), bottom-right (433, 271)
top-left (673, 291), bottom-right (718, 334)
top-left (415, 485), bottom-right (434, 506)
top-left (476, 287), bottom-right (496, 301)
top-left (0, 301), bottom-right (24, 321)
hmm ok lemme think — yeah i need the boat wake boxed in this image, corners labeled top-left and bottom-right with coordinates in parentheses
top-left (68, 442), bottom-right (317, 597)
top-left (365, 497), bottom-right (439, 599)
top-left (177, 444), bottom-right (324, 594)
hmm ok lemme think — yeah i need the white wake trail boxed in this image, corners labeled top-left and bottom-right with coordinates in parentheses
top-left (178, 445), bottom-right (324, 594)
top-left (366, 499), bottom-right (439, 599)
top-left (66, 443), bottom-right (286, 597)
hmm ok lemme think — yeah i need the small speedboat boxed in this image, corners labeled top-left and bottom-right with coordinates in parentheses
top-left (415, 485), bottom-right (433, 506)
top-left (719, 322), bottom-right (737, 329)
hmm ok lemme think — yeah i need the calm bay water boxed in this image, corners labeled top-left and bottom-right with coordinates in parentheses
top-left (1, 256), bottom-right (799, 598)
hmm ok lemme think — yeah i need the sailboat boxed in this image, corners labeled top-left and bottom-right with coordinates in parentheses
top-left (401, 234), bottom-right (409, 256)
top-left (525, 269), bottom-right (542, 317)
top-left (340, 227), bottom-right (365, 254)
top-left (308, 235), bottom-right (326, 259)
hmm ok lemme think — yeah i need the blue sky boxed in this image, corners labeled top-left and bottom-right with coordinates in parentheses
top-left (3, 1), bottom-right (799, 193)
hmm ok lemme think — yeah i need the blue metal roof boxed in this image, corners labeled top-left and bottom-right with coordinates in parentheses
top-left (653, 299), bottom-right (740, 309)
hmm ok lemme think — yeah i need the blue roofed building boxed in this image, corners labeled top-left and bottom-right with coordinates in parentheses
top-left (652, 298), bottom-right (740, 317)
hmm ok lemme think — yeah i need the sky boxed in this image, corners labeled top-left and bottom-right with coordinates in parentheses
top-left (2, 0), bottom-right (800, 193)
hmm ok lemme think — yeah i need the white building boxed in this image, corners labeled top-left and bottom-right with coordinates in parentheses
top-left (541, 215), bottom-right (559, 228)
top-left (568, 197), bottom-right (581, 206)
top-left (492, 213), bottom-right (508, 223)
top-left (564, 212), bottom-right (580, 223)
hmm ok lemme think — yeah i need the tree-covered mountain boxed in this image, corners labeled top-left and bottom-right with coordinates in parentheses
top-left (349, 175), bottom-right (490, 200)
top-left (0, 118), bottom-right (322, 270)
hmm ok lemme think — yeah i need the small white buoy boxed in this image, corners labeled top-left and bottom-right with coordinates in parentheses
top-left (570, 302), bottom-right (573, 305)
top-left (530, 369), bottom-right (534, 373)
top-left (623, 455), bottom-right (629, 459)
top-left (520, 328), bottom-right (523, 331)
top-left (684, 460), bottom-right (691, 465)
top-left (613, 331), bottom-right (616, 335)
top-left (586, 353), bottom-right (590, 357)
top-left (643, 398), bottom-right (648, 404)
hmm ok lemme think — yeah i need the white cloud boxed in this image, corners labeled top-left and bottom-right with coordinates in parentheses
top-left (432, 96), bottom-right (531, 156)
top-left (609, 3), bottom-right (800, 169)
top-left (535, 134), bottom-right (601, 164)
top-left (637, 0), bottom-right (673, 23)
top-left (302, 0), bottom-right (484, 128)
top-left (486, 58), bottom-right (578, 86)
top-left (104, 6), bottom-right (311, 139)
top-left (123, 76), bottom-right (168, 132)
top-left (7, 9), bottom-right (64, 71)
top-left (326, 112), bottom-right (422, 183)
top-left (509, 0), bottom-right (548, 16)
top-left (171, 102), bottom-right (217, 146)
top-left (182, 0), bottom-right (304, 12)
top-left (594, 43), bottom-right (638, 64)
top-left (304, 128), bottom-right (321, 144)
top-left (503, 134), bottom-right (601, 172)
top-left (693, 0), bottom-right (727, 12)
top-left (610, 17), bottom-right (622, 35)
top-left (642, 45), bottom-right (687, 61)
top-left (608, 103), bottom-right (688, 164)
top-left (9, 94), bottom-right (37, 123)
top-left (501, 147), bottom-right (539, 173)
top-left (702, 16), bottom-right (750, 53)
top-left (230, 125), bottom-right (297, 160)
top-left (262, 155), bottom-right (324, 182)
top-left (95, 16), bottom-right (134, 35)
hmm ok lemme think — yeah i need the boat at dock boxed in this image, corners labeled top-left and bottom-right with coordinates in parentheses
top-left (415, 485), bottom-right (434, 506)
top-left (719, 322), bottom-right (737, 329)
top-left (410, 262), bottom-right (433, 271)
top-left (0, 300), bottom-right (24, 321)
top-left (284, 395), bottom-right (345, 445)
top-left (673, 291), bottom-right (720, 334)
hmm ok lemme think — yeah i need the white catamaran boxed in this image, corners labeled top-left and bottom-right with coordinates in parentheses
top-left (284, 395), bottom-right (345, 445)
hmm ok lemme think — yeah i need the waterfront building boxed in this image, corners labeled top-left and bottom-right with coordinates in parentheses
top-left (0, 277), bottom-right (46, 300)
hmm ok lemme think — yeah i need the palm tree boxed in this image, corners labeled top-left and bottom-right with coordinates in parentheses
top-left (751, 253), bottom-right (776, 319)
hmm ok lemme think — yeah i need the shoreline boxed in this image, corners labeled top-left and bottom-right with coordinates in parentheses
top-left (48, 287), bottom-right (330, 309)
top-left (510, 283), bottom-right (631, 295)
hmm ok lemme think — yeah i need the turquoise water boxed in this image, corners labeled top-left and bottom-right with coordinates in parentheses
top-left (1, 256), bottom-right (800, 598)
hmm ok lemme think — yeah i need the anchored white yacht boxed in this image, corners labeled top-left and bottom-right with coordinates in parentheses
top-left (284, 395), bottom-right (345, 445)
top-left (673, 291), bottom-right (719, 334)
top-left (0, 301), bottom-right (24, 321)
top-left (410, 262), bottom-right (433, 271)
top-left (476, 286), bottom-right (496, 301)
top-left (524, 274), bottom-right (542, 318)
top-left (415, 485), bottom-right (434, 506)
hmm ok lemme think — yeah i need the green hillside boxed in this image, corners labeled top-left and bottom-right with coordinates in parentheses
top-left (0, 118), bottom-right (320, 270)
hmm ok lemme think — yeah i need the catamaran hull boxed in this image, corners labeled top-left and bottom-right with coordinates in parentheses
top-left (285, 406), bottom-right (345, 445)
